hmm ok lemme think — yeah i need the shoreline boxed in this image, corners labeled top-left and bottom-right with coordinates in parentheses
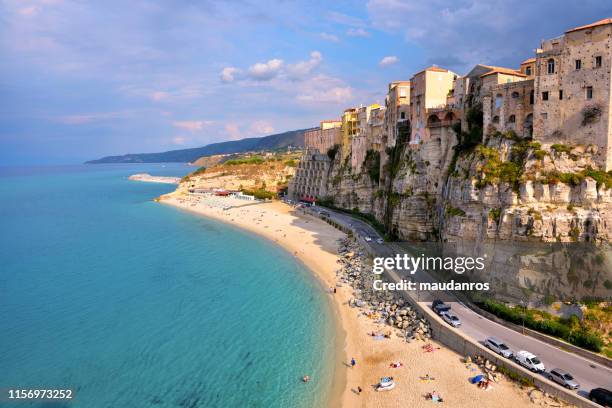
top-left (159, 193), bottom-right (356, 408)
top-left (158, 192), bottom-right (541, 408)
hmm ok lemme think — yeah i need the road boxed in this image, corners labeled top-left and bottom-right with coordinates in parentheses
top-left (310, 206), bottom-right (612, 399)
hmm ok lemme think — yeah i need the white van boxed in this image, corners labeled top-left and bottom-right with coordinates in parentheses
top-left (514, 350), bottom-right (545, 372)
top-left (484, 337), bottom-right (513, 358)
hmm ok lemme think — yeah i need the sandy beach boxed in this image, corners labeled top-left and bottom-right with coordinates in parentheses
top-left (160, 192), bottom-right (539, 408)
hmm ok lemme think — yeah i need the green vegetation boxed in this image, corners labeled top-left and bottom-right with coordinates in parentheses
top-left (496, 365), bottom-right (534, 387)
top-left (284, 159), bottom-right (297, 167)
top-left (446, 206), bottom-right (466, 217)
top-left (489, 208), bottom-right (501, 224)
top-left (224, 156), bottom-right (266, 166)
top-left (364, 149), bottom-right (381, 183)
top-left (541, 167), bottom-right (612, 188)
top-left (478, 299), bottom-right (604, 352)
top-left (192, 166), bottom-right (207, 175)
top-left (240, 188), bottom-right (276, 200)
top-left (327, 144), bottom-right (339, 160)
top-left (551, 144), bottom-right (572, 154)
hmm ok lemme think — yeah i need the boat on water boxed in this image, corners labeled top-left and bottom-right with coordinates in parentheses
top-left (376, 377), bottom-right (396, 391)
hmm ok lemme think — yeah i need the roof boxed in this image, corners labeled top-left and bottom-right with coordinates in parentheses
top-left (413, 65), bottom-right (449, 76)
top-left (566, 18), bottom-right (612, 33)
top-left (320, 119), bottom-right (341, 123)
top-left (480, 67), bottom-right (527, 78)
top-left (521, 58), bottom-right (536, 64)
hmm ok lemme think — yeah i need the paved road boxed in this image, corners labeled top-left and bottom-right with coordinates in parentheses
top-left (310, 206), bottom-right (612, 399)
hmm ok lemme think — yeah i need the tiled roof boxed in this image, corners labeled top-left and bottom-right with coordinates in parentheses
top-left (566, 18), bottom-right (612, 33)
top-left (521, 58), bottom-right (536, 64)
top-left (480, 67), bottom-right (527, 78)
top-left (413, 66), bottom-right (449, 76)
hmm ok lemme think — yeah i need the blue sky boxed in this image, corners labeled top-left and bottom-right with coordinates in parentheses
top-left (1, 0), bottom-right (612, 164)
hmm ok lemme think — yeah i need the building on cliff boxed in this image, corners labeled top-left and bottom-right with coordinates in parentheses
top-left (532, 18), bottom-right (612, 170)
top-left (287, 148), bottom-right (331, 202)
top-left (303, 120), bottom-right (341, 154)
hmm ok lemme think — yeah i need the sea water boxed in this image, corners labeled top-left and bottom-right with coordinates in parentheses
top-left (0, 164), bottom-right (335, 408)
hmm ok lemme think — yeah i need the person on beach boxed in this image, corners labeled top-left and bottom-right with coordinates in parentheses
top-left (357, 386), bottom-right (362, 395)
top-left (333, 287), bottom-right (336, 294)
top-left (350, 357), bottom-right (356, 368)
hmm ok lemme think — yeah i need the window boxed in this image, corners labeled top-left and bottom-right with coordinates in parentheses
top-left (495, 94), bottom-right (503, 108)
top-left (595, 56), bottom-right (602, 68)
top-left (399, 87), bottom-right (407, 98)
top-left (575, 59), bottom-right (582, 70)
top-left (541, 112), bottom-right (548, 120)
top-left (542, 91), bottom-right (549, 101)
top-left (492, 116), bottom-right (500, 124)
top-left (526, 66), bottom-right (532, 76)
top-left (547, 58), bottom-right (555, 74)
top-left (508, 115), bottom-right (516, 123)
top-left (586, 86), bottom-right (593, 99)
top-left (511, 91), bottom-right (520, 99)
top-left (559, 90), bottom-right (563, 100)
top-left (400, 111), bottom-right (406, 120)
top-left (529, 90), bottom-right (534, 105)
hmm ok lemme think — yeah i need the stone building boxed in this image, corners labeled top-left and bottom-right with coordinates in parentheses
top-left (304, 120), bottom-right (341, 154)
top-left (410, 66), bottom-right (457, 144)
top-left (384, 81), bottom-right (411, 147)
top-left (351, 104), bottom-right (381, 172)
top-left (341, 108), bottom-right (358, 161)
top-left (533, 18), bottom-right (612, 170)
top-left (287, 148), bottom-right (331, 201)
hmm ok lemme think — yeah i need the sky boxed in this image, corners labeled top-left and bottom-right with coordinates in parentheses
top-left (1, 0), bottom-right (612, 164)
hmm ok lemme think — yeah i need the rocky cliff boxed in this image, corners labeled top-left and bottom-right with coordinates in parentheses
top-left (321, 128), bottom-right (612, 302)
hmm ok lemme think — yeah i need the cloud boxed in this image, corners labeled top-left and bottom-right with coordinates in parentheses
top-left (286, 51), bottom-right (322, 80)
top-left (57, 111), bottom-right (127, 125)
top-left (220, 51), bottom-right (323, 83)
top-left (249, 120), bottom-right (274, 135)
top-left (224, 123), bottom-right (242, 140)
top-left (346, 28), bottom-right (370, 38)
top-left (295, 75), bottom-right (354, 105)
top-left (327, 11), bottom-right (365, 27)
top-left (172, 136), bottom-right (186, 145)
top-left (172, 120), bottom-right (213, 132)
top-left (379, 55), bottom-right (399, 66)
top-left (366, 0), bottom-right (612, 73)
top-left (220, 67), bottom-right (240, 83)
top-left (319, 32), bottom-right (340, 42)
top-left (247, 58), bottom-right (284, 81)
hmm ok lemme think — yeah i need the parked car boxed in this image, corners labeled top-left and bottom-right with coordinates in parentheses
top-left (514, 350), bottom-right (545, 372)
top-left (484, 337), bottom-right (513, 359)
top-left (547, 368), bottom-right (579, 390)
top-left (440, 311), bottom-right (461, 327)
top-left (432, 301), bottom-right (451, 315)
top-left (376, 238), bottom-right (384, 244)
top-left (364, 236), bottom-right (372, 242)
top-left (320, 211), bottom-right (330, 217)
top-left (589, 388), bottom-right (612, 406)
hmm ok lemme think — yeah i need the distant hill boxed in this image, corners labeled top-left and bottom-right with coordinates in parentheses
top-left (86, 128), bottom-right (311, 164)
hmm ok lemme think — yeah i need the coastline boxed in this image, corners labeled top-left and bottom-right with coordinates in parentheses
top-left (158, 192), bottom-right (539, 408)
top-left (159, 193), bottom-right (356, 408)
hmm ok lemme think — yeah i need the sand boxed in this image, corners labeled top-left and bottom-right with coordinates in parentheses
top-left (160, 192), bottom-right (535, 408)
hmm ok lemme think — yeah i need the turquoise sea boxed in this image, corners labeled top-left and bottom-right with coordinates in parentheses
top-left (0, 164), bottom-right (336, 408)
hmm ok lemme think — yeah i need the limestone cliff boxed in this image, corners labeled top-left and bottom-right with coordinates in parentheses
top-left (321, 130), bottom-right (612, 301)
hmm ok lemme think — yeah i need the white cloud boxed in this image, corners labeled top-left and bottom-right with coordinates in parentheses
top-left (346, 28), bottom-right (370, 37)
top-left (220, 67), bottom-right (240, 83)
top-left (247, 58), bottom-right (284, 81)
top-left (327, 11), bottom-right (365, 28)
top-left (319, 32), bottom-right (340, 42)
top-left (150, 91), bottom-right (170, 101)
top-left (224, 123), bottom-right (242, 139)
top-left (172, 120), bottom-right (213, 132)
top-left (286, 51), bottom-right (322, 80)
top-left (172, 136), bottom-right (187, 145)
top-left (249, 120), bottom-right (274, 135)
top-left (295, 75), bottom-right (354, 105)
top-left (57, 111), bottom-right (126, 125)
top-left (379, 55), bottom-right (399, 66)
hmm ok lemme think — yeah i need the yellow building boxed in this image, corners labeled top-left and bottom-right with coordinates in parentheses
top-left (341, 108), bottom-right (358, 161)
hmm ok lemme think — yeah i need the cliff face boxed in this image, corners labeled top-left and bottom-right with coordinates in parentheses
top-left (322, 131), bottom-right (612, 301)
